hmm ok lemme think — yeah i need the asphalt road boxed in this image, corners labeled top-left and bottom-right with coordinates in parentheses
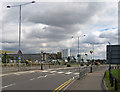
top-left (1, 66), bottom-right (87, 91)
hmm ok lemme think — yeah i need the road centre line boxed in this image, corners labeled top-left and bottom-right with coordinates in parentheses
top-left (53, 78), bottom-right (73, 92)
top-left (58, 79), bottom-right (73, 91)
top-left (2, 83), bottom-right (16, 89)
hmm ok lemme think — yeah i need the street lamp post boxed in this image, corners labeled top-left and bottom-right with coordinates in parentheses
top-left (7, 1), bottom-right (35, 71)
top-left (72, 35), bottom-right (86, 79)
top-left (88, 43), bottom-right (95, 73)
top-left (108, 41), bottom-right (111, 72)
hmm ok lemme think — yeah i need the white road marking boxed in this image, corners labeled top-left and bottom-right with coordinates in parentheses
top-left (29, 71), bottom-right (35, 73)
top-left (45, 75), bottom-right (47, 77)
top-left (50, 71), bottom-right (56, 73)
top-left (74, 73), bottom-right (79, 75)
top-left (37, 75), bottom-right (47, 79)
top-left (65, 72), bottom-right (72, 75)
top-left (73, 77), bottom-right (75, 79)
top-left (48, 69), bottom-right (52, 71)
top-left (1, 70), bottom-right (36, 77)
top-left (57, 72), bottom-right (64, 74)
top-left (2, 83), bottom-right (16, 89)
top-left (37, 76), bottom-right (43, 79)
top-left (42, 70), bottom-right (49, 73)
top-left (49, 74), bottom-right (55, 75)
top-left (30, 78), bottom-right (35, 80)
top-left (14, 73), bottom-right (20, 75)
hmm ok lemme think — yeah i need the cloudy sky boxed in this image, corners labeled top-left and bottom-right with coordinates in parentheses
top-left (1, 0), bottom-right (118, 59)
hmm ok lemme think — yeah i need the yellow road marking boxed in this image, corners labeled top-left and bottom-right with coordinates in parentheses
top-left (58, 79), bottom-right (73, 91)
top-left (53, 78), bottom-right (73, 92)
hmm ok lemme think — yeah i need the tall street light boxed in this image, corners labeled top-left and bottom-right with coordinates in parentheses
top-left (88, 43), bottom-right (96, 73)
top-left (72, 34), bottom-right (86, 79)
top-left (7, 1), bottom-right (35, 71)
top-left (108, 41), bottom-right (111, 72)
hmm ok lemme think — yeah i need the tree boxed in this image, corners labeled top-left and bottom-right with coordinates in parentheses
top-left (67, 57), bottom-right (71, 62)
top-left (2, 52), bottom-right (7, 63)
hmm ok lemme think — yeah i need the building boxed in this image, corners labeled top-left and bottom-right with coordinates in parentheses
top-left (106, 45), bottom-right (120, 64)
top-left (5, 53), bottom-right (57, 62)
top-left (57, 52), bottom-right (62, 59)
top-left (62, 48), bottom-right (70, 58)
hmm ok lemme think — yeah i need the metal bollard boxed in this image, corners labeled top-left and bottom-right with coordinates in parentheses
top-left (41, 63), bottom-right (43, 70)
top-left (111, 77), bottom-right (113, 87)
top-left (115, 78), bottom-right (118, 91)
top-left (109, 73), bottom-right (112, 84)
top-left (90, 66), bottom-right (92, 73)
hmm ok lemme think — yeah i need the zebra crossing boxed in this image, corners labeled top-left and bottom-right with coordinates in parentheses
top-left (1, 69), bottom-right (79, 77)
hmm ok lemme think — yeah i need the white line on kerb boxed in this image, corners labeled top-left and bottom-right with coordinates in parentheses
top-left (2, 83), bottom-right (16, 89)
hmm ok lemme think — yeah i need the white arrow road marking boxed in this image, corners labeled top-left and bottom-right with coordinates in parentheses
top-left (2, 83), bottom-right (16, 89)
top-left (44, 75), bottom-right (47, 77)
top-left (37, 75), bottom-right (47, 79)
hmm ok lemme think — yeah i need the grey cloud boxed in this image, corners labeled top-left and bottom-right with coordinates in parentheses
top-left (2, 2), bottom-right (117, 59)
top-left (99, 30), bottom-right (117, 39)
top-left (25, 2), bottom-right (105, 28)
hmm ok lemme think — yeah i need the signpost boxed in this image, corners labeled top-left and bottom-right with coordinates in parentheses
top-left (18, 50), bottom-right (22, 71)
top-left (41, 51), bottom-right (43, 70)
top-left (90, 50), bottom-right (93, 73)
top-left (77, 54), bottom-right (81, 62)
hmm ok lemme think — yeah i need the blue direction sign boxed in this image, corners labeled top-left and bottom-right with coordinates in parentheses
top-left (17, 57), bottom-right (20, 60)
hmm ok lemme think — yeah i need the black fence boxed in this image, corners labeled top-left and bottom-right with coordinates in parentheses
top-left (108, 66), bottom-right (120, 91)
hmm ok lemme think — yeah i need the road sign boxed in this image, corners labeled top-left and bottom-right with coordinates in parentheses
top-left (18, 50), bottom-right (22, 55)
top-left (17, 57), bottom-right (20, 60)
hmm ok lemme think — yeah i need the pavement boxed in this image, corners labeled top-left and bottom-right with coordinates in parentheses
top-left (66, 66), bottom-right (108, 91)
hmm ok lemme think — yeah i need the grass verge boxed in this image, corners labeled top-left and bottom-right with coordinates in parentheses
top-left (104, 69), bottom-right (120, 91)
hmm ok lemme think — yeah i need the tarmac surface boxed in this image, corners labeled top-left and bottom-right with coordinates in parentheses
top-left (66, 65), bottom-right (108, 91)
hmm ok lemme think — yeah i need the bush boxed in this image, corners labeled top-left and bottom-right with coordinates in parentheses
top-left (67, 64), bottom-right (71, 67)
top-left (86, 63), bottom-right (89, 66)
top-left (80, 63), bottom-right (84, 66)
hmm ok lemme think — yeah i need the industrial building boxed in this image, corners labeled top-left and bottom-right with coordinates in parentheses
top-left (62, 48), bottom-right (70, 59)
top-left (4, 53), bottom-right (57, 62)
top-left (106, 45), bottom-right (120, 64)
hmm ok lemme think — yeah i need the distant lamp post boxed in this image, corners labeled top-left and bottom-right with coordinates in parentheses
top-left (49, 53), bottom-right (52, 68)
top-left (90, 50), bottom-right (93, 73)
top-left (72, 34), bottom-right (86, 79)
top-left (108, 41), bottom-right (111, 72)
top-left (40, 50), bottom-right (43, 70)
top-left (85, 53), bottom-right (88, 62)
top-left (7, 1), bottom-right (35, 71)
